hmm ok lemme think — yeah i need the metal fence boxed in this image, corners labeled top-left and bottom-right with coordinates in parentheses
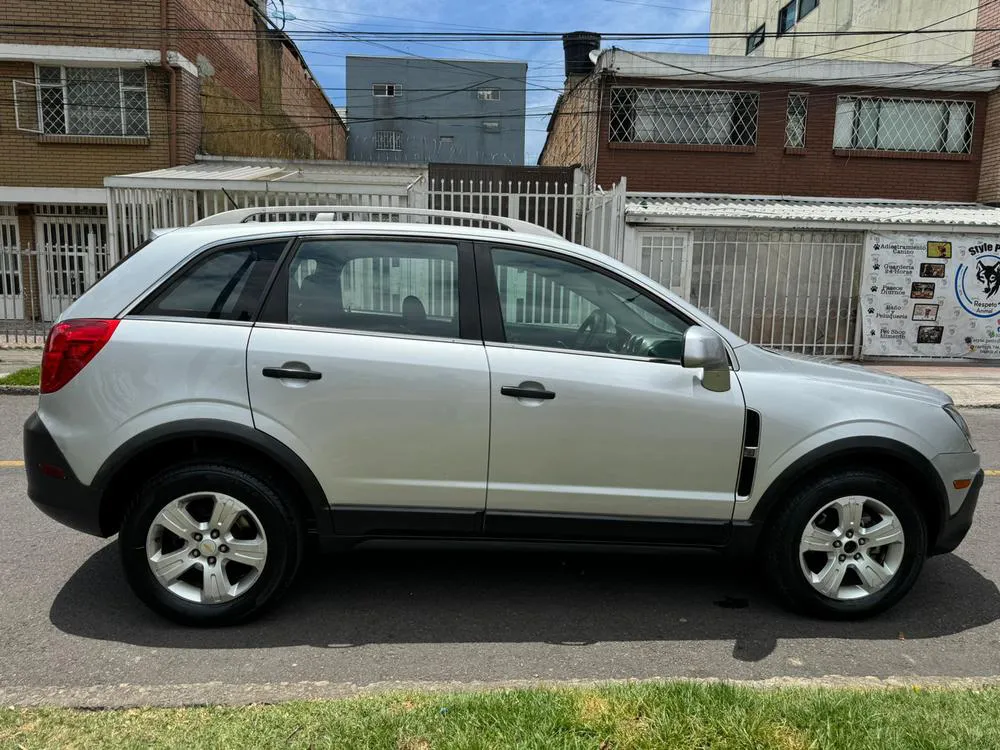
top-left (688, 228), bottom-right (863, 357)
top-left (427, 177), bottom-right (627, 261)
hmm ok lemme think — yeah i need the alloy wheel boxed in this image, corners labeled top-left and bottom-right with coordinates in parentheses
top-left (145, 491), bottom-right (268, 604)
top-left (798, 495), bottom-right (905, 601)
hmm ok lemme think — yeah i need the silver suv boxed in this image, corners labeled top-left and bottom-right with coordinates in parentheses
top-left (25, 207), bottom-right (982, 625)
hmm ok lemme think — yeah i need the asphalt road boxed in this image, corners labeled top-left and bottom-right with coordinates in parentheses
top-left (2, 395), bottom-right (999, 706)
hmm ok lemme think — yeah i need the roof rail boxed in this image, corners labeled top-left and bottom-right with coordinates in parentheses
top-left (189, 205), bottom-right (562, 239)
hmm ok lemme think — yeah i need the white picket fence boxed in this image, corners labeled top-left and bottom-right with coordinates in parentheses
top-left (427, 177), bottom-right (627, 261)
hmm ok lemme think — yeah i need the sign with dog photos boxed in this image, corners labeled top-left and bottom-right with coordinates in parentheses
top-left (861, 231), bottom-right (1000, 359)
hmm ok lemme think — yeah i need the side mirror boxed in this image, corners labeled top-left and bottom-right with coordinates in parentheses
top-left (682, 326), bottom-right (731, 393)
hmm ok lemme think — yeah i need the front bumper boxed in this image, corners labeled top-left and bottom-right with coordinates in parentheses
top-left (931, 469), bottom-right (983, 556)
top-left (24, 411), bottom-right (106, 536)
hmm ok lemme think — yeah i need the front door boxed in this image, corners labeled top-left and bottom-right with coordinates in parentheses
top-left (247, 236), bottom-right (490, 536)
top-left (479, 244), bottom-right (746, 544)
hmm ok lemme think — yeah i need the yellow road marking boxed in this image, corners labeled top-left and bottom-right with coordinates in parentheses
top-left (987, 470), bottom-right (1000, 477)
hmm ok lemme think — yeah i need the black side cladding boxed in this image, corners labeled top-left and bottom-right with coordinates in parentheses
top-left (737, 409), bottom-right (761, 497)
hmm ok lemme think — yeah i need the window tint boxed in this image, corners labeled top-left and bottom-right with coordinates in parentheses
top-left (139, 241), bottom-right (285, 320)
top-left (491, 248), bottom-right (692, 360)
top-left (287, 239), bottom-right (460, 338)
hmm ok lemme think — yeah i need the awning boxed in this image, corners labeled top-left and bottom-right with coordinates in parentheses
top-left (626, 193), bottom-right (1000, 231)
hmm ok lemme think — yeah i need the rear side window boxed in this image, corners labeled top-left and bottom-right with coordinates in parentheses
top-left (137, 241), bottom-right (286, 321)
top-left (283, 238), bottom-right (461, 338)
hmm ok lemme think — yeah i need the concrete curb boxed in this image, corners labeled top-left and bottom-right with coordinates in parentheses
top-left (4, 676), bottom-right (1000, 709)
top-left (0, 385), bottom-right (38, 395)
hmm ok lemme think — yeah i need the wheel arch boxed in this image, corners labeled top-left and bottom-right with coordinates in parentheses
top-left (746, 436), bottom-right (948, 552)
top-left (93, 419), bottom-right (333, 541)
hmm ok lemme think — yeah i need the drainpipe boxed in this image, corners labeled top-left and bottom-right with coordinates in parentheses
top-left (160, 0), bottom-right (178, 166)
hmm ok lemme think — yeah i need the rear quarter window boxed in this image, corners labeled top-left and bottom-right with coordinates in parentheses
top-left (135, 241), bottom-right (286, 321)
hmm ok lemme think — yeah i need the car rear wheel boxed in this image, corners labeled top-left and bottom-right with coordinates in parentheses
top-left (764, 469), bottom-right (927, 619)
top-left (120, 461), bottom-right (303, 626)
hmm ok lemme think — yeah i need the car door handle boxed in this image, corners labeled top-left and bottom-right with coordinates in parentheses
top-left (501, 386), bottom-right (555, 400)
top-left (262, 367), bottom-right (322, 381)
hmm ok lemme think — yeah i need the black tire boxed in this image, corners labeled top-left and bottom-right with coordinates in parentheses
top-left (119, 460), bottom-right (304, 626)
top-left (763, 468), bottom-right (927, 620)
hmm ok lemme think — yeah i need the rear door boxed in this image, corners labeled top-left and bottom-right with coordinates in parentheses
top-left (247, 235), bottom-right (491, 536)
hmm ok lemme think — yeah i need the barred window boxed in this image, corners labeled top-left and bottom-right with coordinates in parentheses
top-left (610, 87), bottom-right (759, 147)
top-left (833, 96), bottom-right (974, 154)
top-left (746, 24), bottom-right (766, 55)
top-left (785, 93), bottom-right (808, 147)
top-left (37, 66), bottom-right (147, 137)
top-left (375, 130), bottom-right (403, 151)
top-left (477, 88), bottom-right (500, 101)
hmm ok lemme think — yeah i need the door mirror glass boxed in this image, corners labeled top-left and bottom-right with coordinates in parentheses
top-left (682, 326), bottom-right (730, 392)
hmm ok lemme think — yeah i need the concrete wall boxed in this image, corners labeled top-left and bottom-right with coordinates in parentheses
top-left (346, 56), bottom-right (527, 164)
top-left (538, 76), bottom-right (600, 174)
top-left (709, 0), bottom-right (978, 64)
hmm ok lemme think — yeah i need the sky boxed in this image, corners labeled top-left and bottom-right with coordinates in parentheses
top-left (279, 0), bottom-right (713, 163)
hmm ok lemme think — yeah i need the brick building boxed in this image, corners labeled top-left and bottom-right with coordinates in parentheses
top-left (540, 37), bottom-right (1000, 360)
top-left (0, 0), bottom-right (346, 325)
top-left (541, 41), bottom-right (1000, 203)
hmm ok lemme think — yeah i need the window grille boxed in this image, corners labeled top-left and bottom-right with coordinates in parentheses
top-left (610, 87), bottom-right (759, 146)
top-left (833, 96), bottom-right (974, 154)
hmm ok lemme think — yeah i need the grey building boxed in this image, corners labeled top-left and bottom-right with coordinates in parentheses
top-left (346, 56), bottom-right (527, 165)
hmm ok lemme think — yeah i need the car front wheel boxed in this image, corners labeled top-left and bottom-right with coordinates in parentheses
top-left (764, 469), bottom-right (927, 619)
top-left (119, 461), bottom-right (303, 626)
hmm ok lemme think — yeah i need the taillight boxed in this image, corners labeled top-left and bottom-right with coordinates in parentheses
top-left (41, 319), bottom-right (120, 394)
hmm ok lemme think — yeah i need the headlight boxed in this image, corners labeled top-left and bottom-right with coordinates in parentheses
top-left (944, 404), bottom-right (975, 450)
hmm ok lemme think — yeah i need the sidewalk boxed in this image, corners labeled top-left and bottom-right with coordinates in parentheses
top-left (867, 364), bottom-right (1000, 408)
top-left (0, 348), bottom-right (41, 376)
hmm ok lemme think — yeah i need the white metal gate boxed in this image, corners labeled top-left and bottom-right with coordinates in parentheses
top-left (630, 230), bottom-right (693, 298)
top-left (0, 207), bottom-right (24, 320)
top-left (35, 207), bottom-right (109, 321)
top-left (688, 228), bottom-right (863, 358)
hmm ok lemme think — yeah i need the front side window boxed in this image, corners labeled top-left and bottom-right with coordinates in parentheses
top-left (375, 130), bottom-right (403, 151)
top-left (610, 87), bottom-right (759, 146)
top-left (372, 83), bottom-right (398, 97)
top-left (746, 24), bottom-right (766, 54)
top-left (490, 248), bottom-right (692, 361)
top-left (833, 96), bottom-right (974, 154)
top-left (287, 239), bottom-right (460, 338)
top-left (138, 241), bottom-right (286, 320)
top-left (477, 88), bottom-right (500, 101)
top-left (37, 66), bottom-right (148, 136)
top-left (798, 0), bottom-right (818, 20)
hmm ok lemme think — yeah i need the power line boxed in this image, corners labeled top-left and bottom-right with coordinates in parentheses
top-left (10, 22), bottom-right (1000, 41)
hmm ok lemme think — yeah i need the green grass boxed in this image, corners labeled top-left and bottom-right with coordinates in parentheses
top-left (0, 365), bottom-right (39, 386)
top-left (4, 682), bottom-right (1000, 749)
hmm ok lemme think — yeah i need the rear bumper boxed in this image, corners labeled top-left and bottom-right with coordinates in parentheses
top-left (24, 412), bottom-right (106, 537)
top-left (931, 469), bottom-right (983, 556)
